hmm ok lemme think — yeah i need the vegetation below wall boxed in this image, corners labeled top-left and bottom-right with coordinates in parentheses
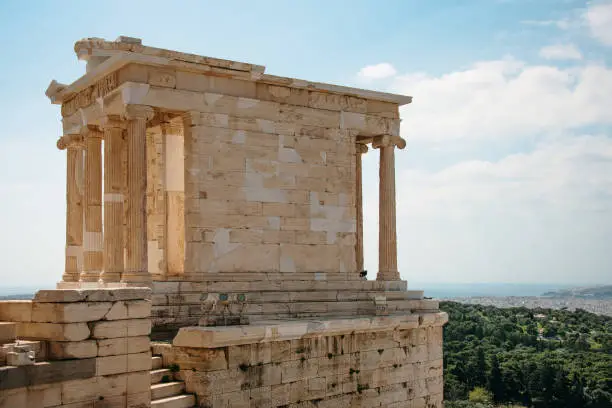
top-left (440, 301), bottom-right (612, 408)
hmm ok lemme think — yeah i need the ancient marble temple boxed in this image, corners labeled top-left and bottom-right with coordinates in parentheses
top-left (42, 36), bottom-right (447, 407)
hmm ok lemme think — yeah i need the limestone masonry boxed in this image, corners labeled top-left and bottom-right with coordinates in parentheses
top-left (0, 36), bottom-right (447, 407)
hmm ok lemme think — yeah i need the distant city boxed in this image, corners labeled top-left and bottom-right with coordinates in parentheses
top-left (436, 284), bottom-right (612, 317)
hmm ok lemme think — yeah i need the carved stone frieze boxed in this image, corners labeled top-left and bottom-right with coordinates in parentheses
top-left (199, 293), bottom-right (249, 326)
top-left (61, 71), bottom-right (119, 117)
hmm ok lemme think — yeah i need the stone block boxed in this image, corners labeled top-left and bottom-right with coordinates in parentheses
top-left (250, 385), bottom-right (272, 407)
top-left (176, 70), bottom-right (210, 92)
top-left (0, 300), bottom-right (32, 322)
top-left (308, 376), bottom-right (327, 399)
top-left (280, 359), bottom-right (318, 383)
top-left (118, 64), bottom-right (149, 84)
top-left (149, 68), bottom-right (176, 88)
top-left (60, 377), bottom-right (99, 404)
top-left (279, 105), bottom-right (341, 128)
top-left (97, 336), bottom-right (150, 356)
top-left (96, 352), bottom-right (151, 376)
top-left (104, 300), bottom-right (151, 320)
top-left (127, 370), bottom-right (152, 393)
top-left (271, 383), bottom-right (290, 406)
top-left (33, 288), bottom-right (151, 303)
top-left (17, 322), bottom-right (90, 342)
top-left (229, 229), bottom-right (263, 244)
top-left (0, 322), bottom-right (16, 343)
top-left (31, 302), bottom-right (112, 323)
top-left (279, 244), bottom-right (340, 273)
top-left (48, 340), bottom-right (98, 360)
top-left (126, 390), bottom-right (151, 408)
top-left (172, 347), bottom-right (228, 371)
top-left (89, 319), bottom-right (151, 339)
top-left (212, 244), bottom-right (280, 273)
top-left (0, 359), bottom-right (96, 390)
top-left (128, 351), bottom-right (152, 372)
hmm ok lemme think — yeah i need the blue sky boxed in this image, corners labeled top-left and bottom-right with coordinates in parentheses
top-left (0, 0), bottom-right (611, 288)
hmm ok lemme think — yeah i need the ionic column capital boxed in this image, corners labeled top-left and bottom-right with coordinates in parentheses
top-left (81, 125), bottom-right (103, 139)
top-left (100, 115), bottom-right (126, 131)
top-left (356, 144), bottom-right (369, 154)
top-left (57, 134), bottom-right (84, 150)
top-left (123, 105), bottom-right (155, 122)
top-left (372, 135), bottom-right (406, 150)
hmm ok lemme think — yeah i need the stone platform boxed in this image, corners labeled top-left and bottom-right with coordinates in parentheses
top-left (152, 312), bottom-right (447, 407)
top-left (150, 278), bottom-right (435, 337)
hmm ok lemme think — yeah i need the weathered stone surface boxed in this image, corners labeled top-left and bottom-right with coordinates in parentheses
top-left (33, 288), bottom-right (151, 303)
top-left (0, 301), bottom-right (33, 322)
top-left (89, 319), bottom-right (151, 339)
top-left (0, 322), bottom-right (16, 343)
top-left (104, 300), bottom-right (151, 320)
top-left (0, 359), bottom-right (96, 390)
top-left (16, 322), bottom-right (90, 341)
top-left (95, 351), bottom-right (151, 376)
top-left (31, 302), bottom-right (112, 323)
top-left (97, 336), bottom-right (149, 356)
top-left (48, 340), bottom-right (98, 360)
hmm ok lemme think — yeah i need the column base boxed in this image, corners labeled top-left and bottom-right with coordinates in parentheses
top-left (60, 273), bottom-right (80, 283)
top-left (376, 270), bottom-right (401, 281)
top-left (121, 272), bottom-right (153, 286)
top-left (99, 272), bottom-right (122, 284)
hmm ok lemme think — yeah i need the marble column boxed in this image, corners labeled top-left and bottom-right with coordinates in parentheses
top-left (101, 117), bottom-right (125, 283)
top-left (80, 127), bottom-right (104, 282)
top-left (122, 105), bottom-right (154, 284)
top-left (373, 135), bottom-right (400, 281)
top-left (355, 143), bottom-right (368, 273)
top-left (57, 134), bottom-right (84, 282)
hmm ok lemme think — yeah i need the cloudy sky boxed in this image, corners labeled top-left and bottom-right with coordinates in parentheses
top-left (0, 0), bottom-right (610, 288)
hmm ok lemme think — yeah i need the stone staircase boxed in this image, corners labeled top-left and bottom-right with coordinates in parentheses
top-left (150, 354), bottom-right (195, 408)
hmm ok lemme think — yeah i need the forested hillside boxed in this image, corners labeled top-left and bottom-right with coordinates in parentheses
top-left (440, 301), bottom-right (611, 408)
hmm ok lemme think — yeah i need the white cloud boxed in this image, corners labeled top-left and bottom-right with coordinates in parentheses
top-left (361, 135), bottom-right (612, 284)
top-left (391, 58), bottom-right (612, 143)
top-left (539, 43), bottom-right (582, 60)
top-left (585, 2), bottom-right (612, 46)
top-left (521, 19), bottom-right (571, 30)
top-left (356, 46), bottom-right (612, 285)
top-left (357, 63), bottom-right (397, 80)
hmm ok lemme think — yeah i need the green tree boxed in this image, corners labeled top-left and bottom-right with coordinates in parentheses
top-left (489, 354), bottom-right (504, 403)
top-left (468, 387), bottom-right (492, 404)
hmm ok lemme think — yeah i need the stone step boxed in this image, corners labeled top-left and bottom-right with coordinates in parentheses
top-left (151, 382), bottom-right (185, 400)
top-left (153, 299), bottom-right (438, 319)
top-left (151, 394), bottom-right (195, 408)
top-left (153, 290), bottom-right (424, 306)
top-left (151, 368), bottom-right (173, 384)
top-left (152, 356), bottom-right (163, 370)
top-left (153, 279), bottom-right (410, 295)
top-left (0, 322), bottom-right (16, 344)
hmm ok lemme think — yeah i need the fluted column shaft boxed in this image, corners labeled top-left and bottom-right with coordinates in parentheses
top-left (122, 105), bottom-right (154, 284)
top-left (375, 136), bottom-right (400, 281)
top-left (356, 144), bottom-right (368, 273)
top-left (101, 118), bottom-right (125, 283)
top-left (80, 128), bottom-right (104, 282)
top-left (58, 135), bottom-right (84, 282)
